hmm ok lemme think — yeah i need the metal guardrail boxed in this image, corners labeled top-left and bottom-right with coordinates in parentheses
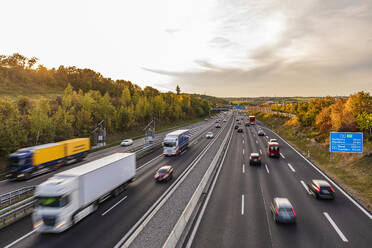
top-left (0, 186), bottom-right (35, 209)
top-left (0, 198), bottom-right (35, 227)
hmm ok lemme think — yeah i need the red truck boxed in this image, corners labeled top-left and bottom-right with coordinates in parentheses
top-left (249, 116), bottom-right (256, 125)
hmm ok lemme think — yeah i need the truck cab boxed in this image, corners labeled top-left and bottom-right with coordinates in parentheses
top-left (268, 142), bottom-right (280, 158)
top-left (249, 115), bottom-right (256, 125)
top-left (33, 176), bottom-right (79, 233)
top-left (6, 150), bottom-right (34, 179)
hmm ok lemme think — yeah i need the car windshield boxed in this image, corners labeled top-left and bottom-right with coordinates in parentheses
top-left (163, 142), bottom-right (176, 147)
top-left (7, 157), bottom-right (26, 167)
top-left (270, 146), bottom-right (279, 151)
top-left (36, 196), bottom-right (69, 208)
top-left (158, 169), bottom-right (168, 174)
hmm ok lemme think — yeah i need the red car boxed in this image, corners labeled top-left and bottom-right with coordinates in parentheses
top-left (268, 142), bottom-right (280, 158)
top-left (155, 166), bottom-right (174, 182)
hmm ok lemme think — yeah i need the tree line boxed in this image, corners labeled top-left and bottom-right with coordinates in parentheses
top-left (267, 92), bottom-right (372, 141)
top-left (0, 54), bottom-right (213, 158)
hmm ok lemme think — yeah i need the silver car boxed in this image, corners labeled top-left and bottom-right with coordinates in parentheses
top-left (120, 139), bottom-right (134, 146)
top-left (270, 198), bottom-right (296, 224)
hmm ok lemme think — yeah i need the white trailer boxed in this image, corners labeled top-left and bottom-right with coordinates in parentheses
top-left (32, 153), bottom-right (136, 233)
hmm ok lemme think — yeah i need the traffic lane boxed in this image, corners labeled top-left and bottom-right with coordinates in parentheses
top-left (0, 121), bottom-right (212, 195)
top-left (7, 120), bottom-right (228, 248)
top-left (192, 124), bottom-right (247, 248)
top-left (255, 124), bottom-right (372, 246)
top-left (192, 125), bottom-right (271, 248)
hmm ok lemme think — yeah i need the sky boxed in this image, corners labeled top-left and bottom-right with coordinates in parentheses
top-left (1, 0), bottom-right (372, 97)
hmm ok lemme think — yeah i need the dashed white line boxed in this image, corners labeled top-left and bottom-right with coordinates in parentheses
top-left (287, 163), bottom-right (296, 172)
top-left (242, 164), bottom-right (245, 173)
top-left (243, 149), bottom-right (245, 155)
top-left (265, 164), bottom-right (270, 174)
top-left (256, 140), bottom-right (258, 144)
top-left (280, 153), bottom-right (285, 159)
top-left (243, 139), bottom-right (244, 144)
top-left (265, 136), bottom-right (269, 139)
top-left (323, 212), bottom-right (348, 242)
top-left (241, 194), bottom-right (245, 215)
top-left (259, 149), bottom-right (262, 155)
top-left (4, 230), bottom-right (36, 248)
top-left (102, 195), bottom-right (128, 216)
top-left (300, 180), bottom-right (309, 193)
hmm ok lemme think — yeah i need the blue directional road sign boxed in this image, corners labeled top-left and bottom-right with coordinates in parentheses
top-left (330, 132), bottom-right (363, 153)
top-left (235, 105), bottom-right (246, 110)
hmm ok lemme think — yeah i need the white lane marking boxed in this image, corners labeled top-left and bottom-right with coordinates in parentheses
top-left (243, 149), bottom-right (245, 155)
top-left (280, 153), bottom-right (285, 159)
top-left (265, 164), bottom-right (270, 174)
top-left (255, 140), bottom-right (258, 144)
top-left (300, 180), bottom-right (310, 194)
top-left (4, 230), bottom-right (36, 248)
top-left (241, 194), bottom-right (245, 215)
top-left (323, 212), bottom-right (348, 242)
top-left (259, 149), bottom-right (262, 155)
top-left (265, 136), bottom-right (269, 139)
top-left (242, 164), bottom-right (245, 174)
top-left (260, 126), bottom-right (372, 219)
top-left (287, 163), bottom-right (296, 172)
top-left (102, 195), bottom-right (128, 216)
top-left (243, 139), bottom-right (244, 144)
top-left (137, 154), bottom-right (163, 171)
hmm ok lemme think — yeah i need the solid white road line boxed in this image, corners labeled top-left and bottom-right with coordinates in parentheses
top-left (242, 164), bottom-right (245, 174)
top-left (323, 212), bottom-right (348, 242)
top-left (4, 230), bottom-right (36, 248)
top-left (136, 154), bottom-right (163, 171)
top-left (280, 153), bottom-right (285, 159)
top-left (241, 195), bottom-right (245, 215)
top-left (102, 195), bottom-right (128, 216)
top-left (265, 164), bottom-right (270, 174)
top-left (300, 180), bottom-right (310, 193)
top-left (260, 126), bottom-right (372, 220)
top-left (259, 149), bottom-right (262, 155)
top-left (287, 163), bottom-right (296, 172)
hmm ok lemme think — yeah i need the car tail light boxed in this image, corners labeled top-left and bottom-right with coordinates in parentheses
top-left (275, 209), bottom-right (278, 216)
top-left (249, 157), bottom-right (252, 160)
top-left (258, 157), bottom-right (261, 160)
top-left (329, 186), bottom-right (335, 193)
top-left (315, 186), bottom-right (321, 192)
top-left (292, 209), bottom-right (296, 217)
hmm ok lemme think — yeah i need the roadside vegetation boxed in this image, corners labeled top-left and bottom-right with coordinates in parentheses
top-left (0, 53), bottom-right (218, 173)
top-left (247, 91), bottom-right (372, 211)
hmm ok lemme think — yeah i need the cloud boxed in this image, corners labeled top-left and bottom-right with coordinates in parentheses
top-left (164, 28), bottom-right (181, 34)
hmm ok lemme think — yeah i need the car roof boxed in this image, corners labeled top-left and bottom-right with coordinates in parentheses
top-left (274, 198), bottom-right (293, 208)
top-left (268, 142), bottom-right (279, 145)
top-left (159, 165), bottom-right (172, 171)
top-left (250, 153), bottom-right (259, 157)
top-left (312, 180), bottom-right (330, 187)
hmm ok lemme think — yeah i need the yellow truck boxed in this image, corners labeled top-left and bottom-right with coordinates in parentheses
top-left (6, 138), bottom-right (90, 180)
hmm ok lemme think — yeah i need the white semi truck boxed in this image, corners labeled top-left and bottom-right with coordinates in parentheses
top-left (32, 153), bottom-right (136, 233)
top-left (162, 129), bottom-right (190, 156)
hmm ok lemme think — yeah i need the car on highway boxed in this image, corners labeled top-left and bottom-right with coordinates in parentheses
top-left (234, 124), bottom-right (239, 129)
top-left (154, 166), bottom-right (173, 182)
top-left (307, 180), bottom-right (335, 200)
top-left (269, 139), bottom-right (278, 143)
top-left (249, 153), bottom-right (261, 165)
top-left (215, 123), bottom-right (221, 128)
top-left (120, 139), bottom-right (134, 146)
top-left (206, 132), bottom-right (214, 139)
top-left (258, 129), bottom-right (265, 136)
top-left (270, 197), bottom-right (296, 224)
top-left (223, 119), bottom-right (227, 122)
top-left (204, 118), bottom-right (208, 121)
top-left (245, 122), bottom-right (250, 127)
top-left (237, 127), bottom-right (243, 133)
top-left (268, 142), bottom-right (280, 158)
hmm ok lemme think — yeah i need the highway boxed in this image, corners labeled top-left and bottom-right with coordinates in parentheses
top-left (0, 120), bottom-right (212, 195)
top-left (0, 113), bottom-right (232, 248)
top-left (187, 115), bottom-right (372, 248)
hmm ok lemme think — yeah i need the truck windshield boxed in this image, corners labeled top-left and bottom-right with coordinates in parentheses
top-left (270, 146), bottom-right (279, 151)
top-left (163, 142), bottom-right (176, 147)
top-left (36, 195), bottom-right (70, 208)
top-left (7, 157), bottom-right (26, 167)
